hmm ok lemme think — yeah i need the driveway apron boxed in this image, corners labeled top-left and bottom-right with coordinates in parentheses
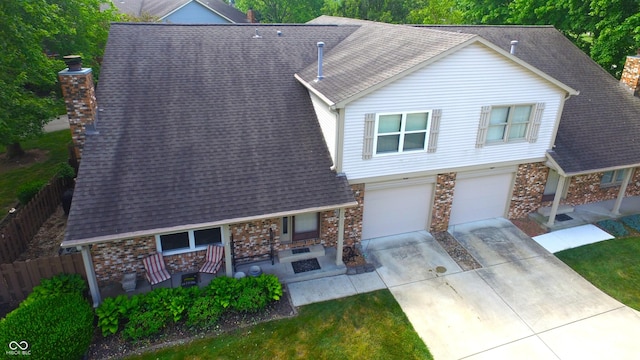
top-left (365, 218), bottom-right (640, 360)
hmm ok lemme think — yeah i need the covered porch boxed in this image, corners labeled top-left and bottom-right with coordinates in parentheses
top-left (532, 195), bottom-right (640, 231)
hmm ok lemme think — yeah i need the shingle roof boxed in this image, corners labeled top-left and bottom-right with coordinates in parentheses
top-left (296, 20), bottom-right (476, 106)
top-left (420, 25), bottom-right (640, 175)
top-left (111, 0), bottom-right (248, 23)
top-left (64, 23), bottom-right (358, 244)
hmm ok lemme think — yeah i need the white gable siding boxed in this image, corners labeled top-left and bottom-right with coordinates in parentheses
top-left (341, 43), bottom-right (566, 181)
top-left (310, 91), bottom-right (338, 167)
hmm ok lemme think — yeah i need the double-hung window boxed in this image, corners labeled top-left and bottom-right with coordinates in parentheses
top-left (375, 112), bottom-right (430, 154)
top-left (487, 105), bottom-right (532, 143)
top-left (601, 169), bottom-right (628, 187)
top-left (156, 227), bottom-right (222, 254)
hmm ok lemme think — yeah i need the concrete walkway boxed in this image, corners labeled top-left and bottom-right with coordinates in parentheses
top-left (287, 218), bottom-right (640, 359)
top-left (43, 115), bottom-right (69, 132)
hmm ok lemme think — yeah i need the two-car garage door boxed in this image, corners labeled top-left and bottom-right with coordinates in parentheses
top-left (362, 170), bottom-right (515, 239)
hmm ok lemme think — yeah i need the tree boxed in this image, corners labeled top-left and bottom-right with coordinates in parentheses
top-left (0, 0), bottom-right (118, 158)
top-left (406, 0), bottom-right (464, 24)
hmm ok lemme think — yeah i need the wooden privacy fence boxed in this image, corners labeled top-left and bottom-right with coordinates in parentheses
top-left (0, 176), bottom-right (69, 264)
top-left (0, 252), bottom-right (86, 305)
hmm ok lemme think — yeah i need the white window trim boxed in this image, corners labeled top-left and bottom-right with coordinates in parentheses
top-left (485, 104), bottom-right (534, 145)
top-left (373, 111), bottom-right (431, 156)
top-left (155, 227), bottom-right (223, 256)
top-left (600, 169), bottom-right (631, 187)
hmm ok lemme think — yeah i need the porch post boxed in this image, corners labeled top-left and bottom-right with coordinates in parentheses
top-left (336, 208), bottom-right (345, 266)
top-left (612, 169), bottom-right (633, 215)
top-left (546, 175), bottom-right (568, 227)
top-left (78, 245), bottom-right (101, 307)
top-left (222, 225), bottom-right (233, 276)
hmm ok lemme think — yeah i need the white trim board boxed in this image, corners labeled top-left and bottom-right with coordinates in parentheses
top-left (533, 225), bottom-right (614, 253)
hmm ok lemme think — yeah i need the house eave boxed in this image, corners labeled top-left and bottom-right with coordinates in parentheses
top-left (294, 73), bottom-right (338, 109)
top-left (545, 152), bottom-right (640, 177)
top-left (61, 200), bottom-right (359, 248)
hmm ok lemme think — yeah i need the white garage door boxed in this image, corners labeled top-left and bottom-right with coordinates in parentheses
top-left (362, 181), bottom-right (433, 240)
top-left (449, 172), bottom-right (514, 225)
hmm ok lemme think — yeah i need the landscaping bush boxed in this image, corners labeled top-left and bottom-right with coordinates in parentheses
top-left (96, 294), bottom-right (133, 337)
top-left (20, 273), bottom-right (87, 308)
top-left (621, 214), bottom-right (640, 232)
top-left (596, 219), bottom-right (629, 237)
top-left (186, 296), bottom-right (224, 329)
top-left (55, 162), bottom-right (75, 180)
top-left (16, 179), bottom-right (47, 205)
top-left (0, 293), bottom-right (94, 360)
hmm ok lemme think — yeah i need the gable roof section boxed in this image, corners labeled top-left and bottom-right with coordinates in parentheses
top-left (298, 17), bottom-right (575, 109)
top-left (64, 23), bottom-right (358, 245)
top-left (423, 25), bottom-right (640, 175)
top-left (111, 0), bottom-right (248, 23)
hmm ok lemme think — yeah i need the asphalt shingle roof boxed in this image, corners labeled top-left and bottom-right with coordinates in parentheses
top-left (64, 24), bottom-right (358, 244)
top-left (296, 20), bottom-right (476, 106)
top-left (111, 0), bottom-right (249, 23)
top-left (420, 25), bottom-right (640, 175)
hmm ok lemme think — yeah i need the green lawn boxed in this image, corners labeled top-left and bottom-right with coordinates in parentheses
top-left (556, 237), bottom-right (640, 311)
top-left (127, 290), bottom-right (432, 360)
top-left (0, 130), bottom-right (72, 212)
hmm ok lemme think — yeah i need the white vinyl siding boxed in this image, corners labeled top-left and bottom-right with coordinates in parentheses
top-left (310, 92), bottom-right (338, 166)
top-left (341, 43), bottom-right (565, 181)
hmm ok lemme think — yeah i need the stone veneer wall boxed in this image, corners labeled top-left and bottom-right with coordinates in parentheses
top-left (91, 236), bottom-right (209, 285)
top-left (561, 169), bottom-right (640, 206)
top-left (430, 172), bottom-right (456, 232)
top-left (508, 162), bottom-right (549, 219)
top-left (320, 184), bottom-right (364, 247)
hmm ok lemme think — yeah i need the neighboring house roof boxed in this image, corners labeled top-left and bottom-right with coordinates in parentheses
top-left (64, 23), bottom-right (358, 245)
top-left (298, 17), bottom-right (576, 109)
top-left (419, 25), bottom-right (640, 176)
top-left (111, 0), bottom-right (248, 23)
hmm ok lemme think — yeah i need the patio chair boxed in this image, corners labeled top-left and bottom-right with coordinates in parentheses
top-left (143, 252), bottom-right (172, 288)
top-left (199, 244), bottom-right (224, 275)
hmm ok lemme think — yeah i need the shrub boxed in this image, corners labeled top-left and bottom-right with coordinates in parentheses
top-left (255, 274), bottom-right (283, 301)
top-left (122, 309), bottom-right (167, 341)
top-left (621, 214), bottom-right (640, 232)
top-left (596, 219), bottom-right (629, 237)
top-left (204, 276), bottom-right (242, 309)
top-left (96, 295), bottom-right (131, 337)
top-left (16, 179), bottom-right (47, 205)
top-left (187, 296), bottom-right (224, 329)
top-left (21, 273), bottom-right (87, 308)
top-left (0, 293), bottom-right (93, 360)
top-left (55, 162), bottom-right (75, 180)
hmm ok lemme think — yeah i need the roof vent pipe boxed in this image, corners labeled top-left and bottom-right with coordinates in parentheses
top-left (510, 40), bottom-right (519, 55)
top-left (316, 42), bottom-right (325, 82)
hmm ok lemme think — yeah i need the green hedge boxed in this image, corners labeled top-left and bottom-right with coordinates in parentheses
top-left (0, 293), bottom-right (93, 360)
top-left (96, 274), bottom-right (283, 341)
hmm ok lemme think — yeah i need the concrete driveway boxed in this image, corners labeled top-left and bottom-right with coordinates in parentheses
top-left (363, 218), bottom-right (640, 359)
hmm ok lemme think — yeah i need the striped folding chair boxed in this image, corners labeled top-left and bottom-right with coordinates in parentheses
top-left (199, 245), bottom-right (224, 275)
top-left (143, 252), bottom-right (171, 288)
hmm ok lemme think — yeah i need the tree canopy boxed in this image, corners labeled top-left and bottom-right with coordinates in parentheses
top-left (0, 0), bottom-right (119, 156)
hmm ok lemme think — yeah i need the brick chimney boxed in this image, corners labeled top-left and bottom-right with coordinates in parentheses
top-left (620, 50), bottom-right (640, 96)
top-left (58, 55), bottom-right (97, 161)
top-left (247, 8), bottom-right (256, 23)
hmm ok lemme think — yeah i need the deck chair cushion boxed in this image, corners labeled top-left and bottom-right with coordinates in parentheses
top-left (200, 245), bottom-right (224, 274)
top-left (143, 252), bottom-right (171, 285)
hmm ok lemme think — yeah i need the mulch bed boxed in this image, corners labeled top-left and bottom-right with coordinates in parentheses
top-left (432, 231), bottom-right (482, 271)
top-left (86, 287), bottom-right (297, 360)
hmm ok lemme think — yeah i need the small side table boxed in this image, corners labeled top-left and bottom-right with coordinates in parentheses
top-left (121, 272), bottom-right (137, 292)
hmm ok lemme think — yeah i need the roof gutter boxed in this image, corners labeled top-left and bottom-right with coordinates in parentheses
top-left (61, 200), bottom-right (359, 248)
top-left (545, 152), bottom-right (640, 177)
top-left (294, 73), bottom-right (339, 109)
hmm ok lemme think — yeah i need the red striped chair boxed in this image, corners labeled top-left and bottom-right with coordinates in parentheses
top-left (199, 245), bottom-right (224, 275)
top-left (143, 252), bottom-right (171, 288)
